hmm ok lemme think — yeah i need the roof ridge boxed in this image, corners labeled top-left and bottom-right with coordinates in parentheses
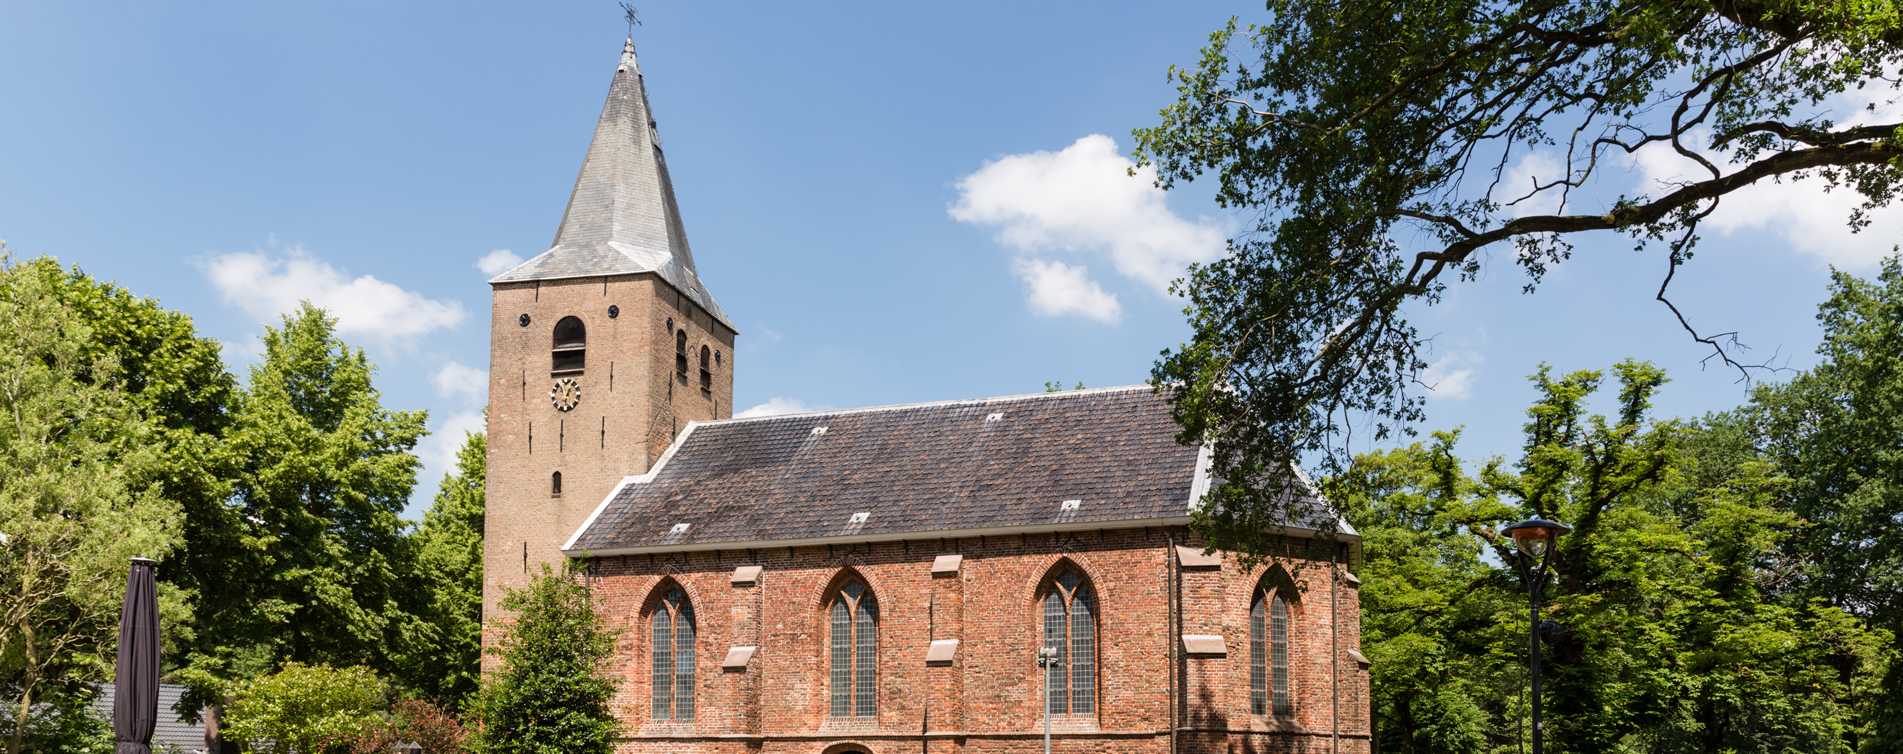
top-left (711, 384), bottom-right (1158, 426)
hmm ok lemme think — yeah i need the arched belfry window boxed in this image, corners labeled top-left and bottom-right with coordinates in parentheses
top-left (650, 587), bottom-right (696, 721)
top-left (1251, 575), bottom-right (1296, 717)
top-left (674, 330), bottom-right (689, 378)
top-left (552, 316), bottom-right (586, 374)
top-left (828, 577), bottom-right (877, 718)
top-left (698, 345), bottom-right (712, 391)
top-left (1041, 565), bottom-right (1096, 716)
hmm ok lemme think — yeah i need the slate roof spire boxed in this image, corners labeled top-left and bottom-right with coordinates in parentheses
top-left (491, 33), bottom-right (731, 330)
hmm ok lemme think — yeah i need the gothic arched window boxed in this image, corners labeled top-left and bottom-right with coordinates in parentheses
top-left (828, 578), bottom-right (877, 718)
top-left (650, 587), bottom-right (696, 721)
top-left (1041, 565), bottom-right (1096, 716)
top-left (552, 316), bottom-right (586, 374)
top-left (675, 330), bottom-right (689, 379)
top-left (698, 345), bottom-right (712, 391)
top-left (1251, 579), bottom-right (1296, 717)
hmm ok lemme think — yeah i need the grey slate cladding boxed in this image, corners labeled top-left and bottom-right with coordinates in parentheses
top-left (490, 37), bottom-right (732, 330)
top-left (90, 683), bottom-right (206, 753)
top-left (565, 386), bottom-right (1330, 553)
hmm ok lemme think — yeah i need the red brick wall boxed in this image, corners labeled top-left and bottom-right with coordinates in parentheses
top-left (578, 527), bottom-right (1370, 754)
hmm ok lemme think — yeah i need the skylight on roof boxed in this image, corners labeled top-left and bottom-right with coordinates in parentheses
top-left (843, 511), bottom-right (870, 535)
top-left (1056, 499), bottom-right (1082, 523)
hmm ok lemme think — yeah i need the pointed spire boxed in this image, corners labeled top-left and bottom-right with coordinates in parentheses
top-left (491, 34), bottom-right (731, 331)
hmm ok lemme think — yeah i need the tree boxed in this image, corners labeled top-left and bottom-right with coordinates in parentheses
top-left (179, 305), bottom-right (427, 710)
top-left (1740, 258), bottom-right (1903, 748)
top-left (476, 567), bottom-right (619, 754)
top-left (9, 256), bottom-right (245, 725)
top-left (1133, 1), bottom-right (1903, 556)
top-left (0, 253), bottom-right (186, 754)
top-left (393, 431), bottom-right (485, 711)
top-left (222, 663), bottom-right (388, 754)
top-left (1334, 361), bottom-right (1894, 753)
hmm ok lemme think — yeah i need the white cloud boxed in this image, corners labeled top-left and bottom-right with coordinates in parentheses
top-left (1630, 81), bottom-right (1903, 269)
top-left (1501, 151), bottom-right (1567, 217)
top-left (418, 410), bottom-right (485, 488)
top-left (1011, 258), bottom-right (1122, 323)
top-left (950, 133), bottom-right (1230, 306)
top-left (432, 361), bottom-right (486, 402)
top-left (204, 246), bottom-right (466, 344)
top-left (476, 249), bottom-right (523, 276)
top-left (1420, 350), bottom-right (1480, 401)
top-left (736, 397), bottom-right (826, 418)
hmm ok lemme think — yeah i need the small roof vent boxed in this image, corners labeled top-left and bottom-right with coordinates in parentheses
top-left (661, 522), bottom-right (691, 544)
top-left (843, 511), bottom-right (871, 535)
top-left (984, 412), bottom-right (1005, 423)
top-left (810, 426), bottom-right (829, 437)
top-left (1055, 499), bottom-right (1082, 523)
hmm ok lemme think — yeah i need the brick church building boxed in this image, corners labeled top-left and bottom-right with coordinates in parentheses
top-left (482, 34), bottom-right (1371, 754)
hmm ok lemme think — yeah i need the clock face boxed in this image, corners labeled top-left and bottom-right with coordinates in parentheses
top-left (549, 377), bottom-right (582, 412)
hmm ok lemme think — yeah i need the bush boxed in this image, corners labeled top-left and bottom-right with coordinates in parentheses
top-left (339, 699), bottom-right (467, 754)
top-left (223, 663), bottom-right (387, 754)
top-left (474, 567), bottom-right (619, 754)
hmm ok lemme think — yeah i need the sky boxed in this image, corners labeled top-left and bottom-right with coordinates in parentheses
top-left (2, 2), bottom-right (1895, 517)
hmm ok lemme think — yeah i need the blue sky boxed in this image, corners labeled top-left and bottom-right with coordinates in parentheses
top-left (3, 2), bottom-right (1894, 516)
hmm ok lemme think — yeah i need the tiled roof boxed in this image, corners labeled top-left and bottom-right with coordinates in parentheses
top-left (564, 386), bottom-right (1340, 554)
top-left (491, 37), bottom-right (731, 331)
top-left (90, 683), bottom-right (206, 753)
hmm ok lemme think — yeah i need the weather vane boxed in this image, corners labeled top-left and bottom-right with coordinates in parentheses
top-left (619, 1), bottom-right (640, 37)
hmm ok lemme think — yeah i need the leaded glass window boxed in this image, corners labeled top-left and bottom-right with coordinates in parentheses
top-left (1250, 595), bottom-right (1268, 714)
top-left (650, 588), bottom-right (695, 720)
top-left (828, 578), bottom-right (877, 718)
top-left (1271, 594), bottom-right (1292, 717)
top-left (1042, 566), bottom-right (1097, 716)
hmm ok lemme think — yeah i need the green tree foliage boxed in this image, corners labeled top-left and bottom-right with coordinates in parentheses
top-left (1134, 0), bottom-right (1903, 556)
top-left (1737, 258), bottom-right (1903, 746)
top-left (7, 256), bottom-right (247, 723)
top-left (476, 567), bottom-right (619, 754)
top-left (1335, 362), bottom-right (1895, 754)
top-left (223, 662), bottom-right (388, 754)
top-left (0, 253), bottom-right (188, 754)
top-left (180, 305), bottom-right (427, 708)
top-left (394, 431), bottom-right (486, 711)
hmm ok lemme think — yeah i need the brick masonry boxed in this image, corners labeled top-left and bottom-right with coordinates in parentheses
top-left (581, 528), bottom-right (1371, 754)
top-left (484, 273), bottom-right (735, 657)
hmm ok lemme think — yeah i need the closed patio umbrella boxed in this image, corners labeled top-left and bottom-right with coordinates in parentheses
top-left (113, 558), bottom-right (159, 754)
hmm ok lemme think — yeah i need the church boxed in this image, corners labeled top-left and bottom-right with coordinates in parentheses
top-left (481, 34), bottom-right (1371, 754)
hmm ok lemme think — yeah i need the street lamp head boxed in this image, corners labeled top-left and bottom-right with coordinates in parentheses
top-left (1503, 516), bottom-right (1571, 558)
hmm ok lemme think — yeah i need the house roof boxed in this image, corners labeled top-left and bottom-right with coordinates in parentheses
top-left (490, 36), bottom-right (731, 331)
top-left (564, 385), bottom-right (1346, 555)
top-left (90, 683), bottom-right (206, 753)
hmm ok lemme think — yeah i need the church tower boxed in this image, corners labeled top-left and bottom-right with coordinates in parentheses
top-left (483, 35), bottom-right (735, 640)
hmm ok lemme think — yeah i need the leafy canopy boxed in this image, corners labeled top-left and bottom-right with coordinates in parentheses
top-left (476, 567), bottom-right (620, 754)
top-left (1135, 0), bottom-right (1903, 556)
top-left (1338, 361), bottom-right (1895, 754)
top-left (0, 252), bottom-right (187, 754)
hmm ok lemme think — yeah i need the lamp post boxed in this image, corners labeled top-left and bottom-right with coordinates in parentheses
top-left (1036, 645), bottom-right (1059, 754)
top-left (1502, 516), bottom-right (1570, 754)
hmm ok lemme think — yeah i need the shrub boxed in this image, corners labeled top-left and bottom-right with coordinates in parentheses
top-left (223, 663), bottom-right (387, 754)
top-left (474, 567), bottom-right (619, 754)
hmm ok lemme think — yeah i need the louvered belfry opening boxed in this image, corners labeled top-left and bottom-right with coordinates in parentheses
top-left (552, 316), bottom-right (586, 374)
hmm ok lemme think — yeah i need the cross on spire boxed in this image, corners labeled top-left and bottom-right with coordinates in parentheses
top-left (619, 1), bottom-right (640, 38)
